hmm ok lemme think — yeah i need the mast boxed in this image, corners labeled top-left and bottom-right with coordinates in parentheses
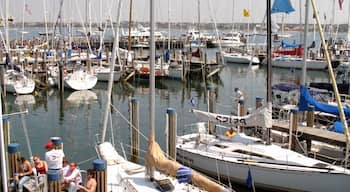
top-left (347, 0), bottom-right (350, 41)
top-left (301, 0), bottom-right (310, 85)
top-left (5, 0), bottom-right (9, 52)
top-left (0, 89), bottom-right (8, 192)
top-left (127, 0), bottom-right (133, 52)
top-left (310, 0), bottom-right (350, 167)
top-left (266, 0), bottom-right (272, 145)
top-left (101, 0), bottom-right (122, 143)
top-left (21, 0), bottom-right (26, 46)
top-left (197, 0), bottom-right (200, 38)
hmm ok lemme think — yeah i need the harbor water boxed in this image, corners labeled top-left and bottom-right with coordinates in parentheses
top-left (4, 55), bottom-right (330, 191)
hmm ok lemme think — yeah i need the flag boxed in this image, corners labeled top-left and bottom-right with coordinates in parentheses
top-left (246, 168), bottom-right (254, 189)
top-left (25, 4), bottom-right (32, 15)
top-left (243, 8), bottom-right (250, 17)
top-left (271, 0), bottom-right (295, 14)
top-left (339, 0), bottom-right (344, 10)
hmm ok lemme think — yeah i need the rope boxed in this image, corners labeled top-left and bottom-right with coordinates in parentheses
top-left (110, 104), bottom-right (148, 141)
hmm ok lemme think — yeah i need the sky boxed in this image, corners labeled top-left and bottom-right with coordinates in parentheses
top-left (1, 0), bottom-right (349, 25)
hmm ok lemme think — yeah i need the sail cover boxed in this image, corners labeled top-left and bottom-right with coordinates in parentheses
top-left (299, 85), bottom-right (350, 118)
top-left (271, 0), bottom-right (295, 14)
top-left (192, 104), bottom-right (272, 128)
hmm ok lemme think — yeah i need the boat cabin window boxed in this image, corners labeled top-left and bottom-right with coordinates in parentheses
top-left (233, 149), bottom-right (274, 160)
top-left (214, 144), bottom-right (229, 149)
top-left (313, 163), bottom-right (329, 168)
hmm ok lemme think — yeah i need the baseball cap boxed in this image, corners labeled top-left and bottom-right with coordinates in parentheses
top-left (45, 141), bottom-right (54, 149)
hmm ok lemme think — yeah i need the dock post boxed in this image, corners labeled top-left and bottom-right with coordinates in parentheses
top-left (306, 106), bottom-right (315, 152)
top-left (93, 159), bottom-right (107, 192)
top-left (306, 106), bottom-right (315, 127)
top-left (47, 170), bottom-right (61, 192)
top-left (207, 86), bottom-right (215, 134)
top-left (289, 108), bottom-right (298, 151)
top-left (256, 97), bottom-right (264, 109)
top-left (50, 137), bottom-right (63, 150)
top-left (130, 98), bottom-right (139, 163)
top-left (238, 99), bottom-right (245, 133)
top-left (166, 108), bottom-right (177, 160)
top-left (8, 143), bottom-right (21, 178)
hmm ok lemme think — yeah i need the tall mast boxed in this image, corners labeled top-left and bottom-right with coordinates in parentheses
top-left (127, 0), bottom-right (133, 52)
top-left (0, 89), bottom-right (8, 192)
top-left (266, 0), bottom-right (272, 145)
top-left (5, 0), bottom-right (9, 52)
top-left (197, 0), bottom-right (200, 38)
top-left (149, 0), bottom-right (155, 140)
top-left (301, 0), bottom-right (310, 85)
top-left (101, 0), bottom-right (122, 143)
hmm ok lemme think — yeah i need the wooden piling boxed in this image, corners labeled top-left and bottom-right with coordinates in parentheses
top-left (93, 159), bottom-right (107, 192)
top-left (8, 143), bottom-right (21, 178)
top-left (256, 97), bottom-right (264, 109)
top-left (306, 106), bottom-right (314, 152)
top-left (306, 106), bottom-right (315, 127)
top-left (207, 86), bottom-right (215, 134)
top-left (238, 99), bottom-right (245, 133)
top-left (50, 137), bottom-right (63, 150)
top-left (289, 108), bottom-right (298, 151)
top-left (130, 98), bottom-right (139, 163)
top-left (47, 170), bottom-right (61, 192)
top-left (166, 108), bottom-right (177, 160)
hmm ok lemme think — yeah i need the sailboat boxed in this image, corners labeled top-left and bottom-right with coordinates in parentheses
top-left (5, 69), bottom-right (35, 95)
top-left (96, 1), bottom-right (230, 191)
top-left (176, 0), bottom-right (350, 191)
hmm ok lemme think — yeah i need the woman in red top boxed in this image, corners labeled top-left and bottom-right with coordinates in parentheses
top-left (33, 155), bottom-right (48, 174)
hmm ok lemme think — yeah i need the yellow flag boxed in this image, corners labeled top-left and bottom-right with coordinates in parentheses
top-left (243, 8), bottom-right (250, 17)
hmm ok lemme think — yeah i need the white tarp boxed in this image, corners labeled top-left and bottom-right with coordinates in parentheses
top-left (192, 103), bottom-right (272, 128)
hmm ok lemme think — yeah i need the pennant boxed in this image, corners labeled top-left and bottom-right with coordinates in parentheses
top-left (25, 4), bottom-right (32, 15)
top-left (246, 168), bottom-right (254, 188)
top-left (243, 8), bottom-right (250, 17)
top-left (339, 0), bottom-right (344, 10)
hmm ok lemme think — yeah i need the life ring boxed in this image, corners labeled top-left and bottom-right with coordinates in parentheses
top-left (140, 67), bottom-right (150, 74)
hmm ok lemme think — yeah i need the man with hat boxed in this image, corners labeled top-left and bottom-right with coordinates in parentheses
top-left (45, 141), bottom-right (65, 172)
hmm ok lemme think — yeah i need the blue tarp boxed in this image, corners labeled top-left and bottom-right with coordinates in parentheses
top-left (299, 85), bottom-right (350, 118)
top-left (329, 120), bottom-right (344, 133)
top-left (271, 0), bottom-right (295, 14)
top-left (281, 40), bottom-right (302, 48)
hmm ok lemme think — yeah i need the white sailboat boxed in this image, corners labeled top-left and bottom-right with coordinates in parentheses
top-left (177, 0), bottom-right (350, 191)
top-left (97, 1), bottom-right (230, 191)
top-left (64, 70), bottom-right (98, 91)
top-left (176, 108), bottom-right (350, 191)
top-left (5, 69), bottom-right (35, 95)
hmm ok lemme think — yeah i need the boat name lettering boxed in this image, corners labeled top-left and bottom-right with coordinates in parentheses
top-left (215, 115), bottom-right (246, 125)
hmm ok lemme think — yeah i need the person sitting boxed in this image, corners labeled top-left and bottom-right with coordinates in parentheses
top-left (62, 158), bottom-right (70, 177)
top-left (78, 169), bottom-right (97, 192)
top-left (33, 155), bottom-right (48, 175)
top-left (225, 127), bottom-right (236, 138)
top-left (17, 157), bottom-right (33, 192)
top-left (62, 162), bottom-right (82, 192)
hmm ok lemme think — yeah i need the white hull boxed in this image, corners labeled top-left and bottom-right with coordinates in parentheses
top-left (270, 57), bottom-right (328, 70)
top-left (92, 66), bottom-right (123, 82)
top-left (177, 132), bottom-right (350, 191)
top-left (64, 70), bottom-right (98, 91)
top-left (5, 70), bottom-right (35, 95)
top-left (98, 142), bottom-right (205, 192)
top-left (223, 52), bottom-right (260, 64)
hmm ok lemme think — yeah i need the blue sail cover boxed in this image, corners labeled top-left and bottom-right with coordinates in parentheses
top-left (271, 0), bottom-right (295, 14)
top-left (329, 120), bottom-right (344, 133)
top-left (299, 85), bottom-right (350, 118)
top-left (281, 40), bottom-right (302, 48)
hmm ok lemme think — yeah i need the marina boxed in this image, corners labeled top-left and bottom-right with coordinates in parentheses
top-left (1, 0), bottom-right (350, 191)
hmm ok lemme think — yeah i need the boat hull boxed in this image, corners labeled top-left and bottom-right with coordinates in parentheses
top-left (176, 146), bottom-right (350, 192)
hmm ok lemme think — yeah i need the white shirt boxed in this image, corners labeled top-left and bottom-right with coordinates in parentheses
top-left (64, 168), bottom-right (82, 184)
top-left (45, 149), bottom-right (65, 169)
